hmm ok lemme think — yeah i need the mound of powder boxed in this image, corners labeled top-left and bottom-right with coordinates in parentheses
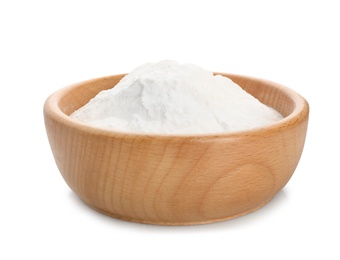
top-left (70, 60), bottom-right (283, 134)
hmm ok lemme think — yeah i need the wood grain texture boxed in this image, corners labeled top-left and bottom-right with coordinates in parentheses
top-left (44, 73), bottom-right (309, 225)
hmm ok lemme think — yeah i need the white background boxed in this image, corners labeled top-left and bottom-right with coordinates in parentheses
top-left (1, 0), bottom-right (339, 259)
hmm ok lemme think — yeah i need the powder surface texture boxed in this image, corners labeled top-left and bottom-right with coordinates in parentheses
top-left (70, 60), bottom-right (283, 134)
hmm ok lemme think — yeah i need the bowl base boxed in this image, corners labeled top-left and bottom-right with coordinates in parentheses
top-left (82, 196), bottom-right (274, 226)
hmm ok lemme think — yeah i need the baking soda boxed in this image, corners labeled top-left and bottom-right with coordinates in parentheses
top-left (70, 60), bottom-right (283, 134)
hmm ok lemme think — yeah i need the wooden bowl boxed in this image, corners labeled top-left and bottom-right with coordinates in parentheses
top-left (44, 73), bottom-right (309, 225)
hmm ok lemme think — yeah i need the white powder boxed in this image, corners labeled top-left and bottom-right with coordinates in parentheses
top-left (70, 60), bottom-right (283, 134)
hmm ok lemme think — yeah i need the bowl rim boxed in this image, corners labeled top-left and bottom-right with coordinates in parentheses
top-left (44, 73), bottom-right (309, 140)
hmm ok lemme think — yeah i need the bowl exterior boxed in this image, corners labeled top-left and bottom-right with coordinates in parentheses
top-left (44, 74), bottom-right (309, 225)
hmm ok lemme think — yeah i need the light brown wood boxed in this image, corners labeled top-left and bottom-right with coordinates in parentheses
top-left (44, 73), bottom-right (309, 225)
